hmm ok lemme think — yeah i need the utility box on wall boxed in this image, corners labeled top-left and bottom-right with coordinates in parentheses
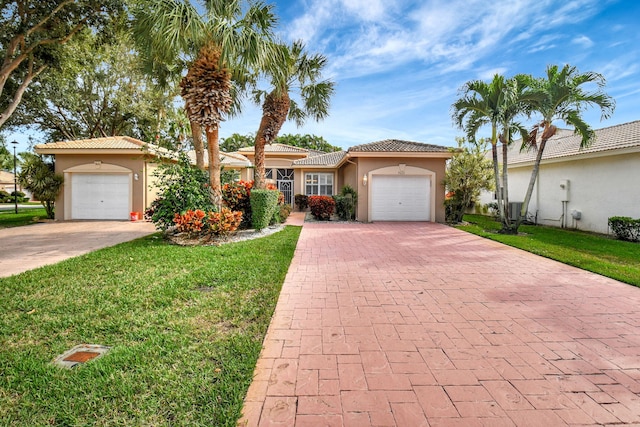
top-left (559, 179), bottom-right (570, 202)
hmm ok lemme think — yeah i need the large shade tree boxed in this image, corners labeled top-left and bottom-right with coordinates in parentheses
top-left (0, 0), bottom-right (123, 129)
top-left (6, 27), bottom-right (175, 145)
top-left (516, 64), bottom-right (615, 229)
top-left (133, 0), bottom-right (278, 207)
top-left (252, 41), bottom-right (334, 189)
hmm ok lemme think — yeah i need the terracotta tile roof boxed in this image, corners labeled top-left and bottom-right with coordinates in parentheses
top-left (189, 150), bottom-right (252, 167)
top-left (238, 143), bottom-right (311, 154)
top-left (292, 151), bottom-right (347, 166)
top-left (35, 136), bottom-right (149, 150)
top-left (348, 139), bottom-right (450, 153)
top-left (506, 120), bottom-right (640, 165)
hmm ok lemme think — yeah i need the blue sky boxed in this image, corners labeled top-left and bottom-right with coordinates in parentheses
top-left (8, 0), bottom-right (640, 153)
top-left (229, 0), bottom-right (640, 150)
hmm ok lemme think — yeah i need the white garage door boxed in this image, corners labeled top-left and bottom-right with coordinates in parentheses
top-left (371, 175), bottom-right (430, 221)
top-left (71, 174), bottom-right (130, 220)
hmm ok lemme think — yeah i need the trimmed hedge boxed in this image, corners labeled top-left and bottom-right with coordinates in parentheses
top-left (250, 189), bottom-right (280, 231)
top-left (609, 216), bottom-right (640, 242)
top-left (308, 195), bottom-right (335, 220)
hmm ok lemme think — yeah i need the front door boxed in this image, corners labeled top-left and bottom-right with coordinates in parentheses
top-left (277, 169), bottom-right (294, 206)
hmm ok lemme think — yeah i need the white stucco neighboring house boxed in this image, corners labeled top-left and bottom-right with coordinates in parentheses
top-left (478, 120), bottom-right (640, 234)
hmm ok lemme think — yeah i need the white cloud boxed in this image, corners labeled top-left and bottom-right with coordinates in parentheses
top-left (339, 0), bottom-right (388, 21)
top-left (572, 35), bottom-right (594, 48)
top-left (598, 58), bottom-right (639, 82)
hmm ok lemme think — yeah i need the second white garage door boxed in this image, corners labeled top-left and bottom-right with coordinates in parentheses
top-left (71, 173), bottom-right (130, 220)
top-left (371, 175), bottom-right (430, 221)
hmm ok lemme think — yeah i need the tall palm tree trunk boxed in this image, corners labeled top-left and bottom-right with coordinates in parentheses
top-left (518, 137), bottom-right (547, 229)
top-left (253, 121), bottom-right (268, 189)
top-left (253, 91), bottom-right (290, 189)
top-left (206, 127), bottom-right (222, 209)
top-left (500, 128), bottom-right (515, 233)
top-left (490, 126), bottom-right (506, 228)
top-left (190, 119), bottom-right (206, 170)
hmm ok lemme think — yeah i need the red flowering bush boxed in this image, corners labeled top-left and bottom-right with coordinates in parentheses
top-left (222, 180), bottom-right (253, 228)
top-left (308, 195), bottom-right (335, 220)
top-left (208, 208), bottom-right (243, 236)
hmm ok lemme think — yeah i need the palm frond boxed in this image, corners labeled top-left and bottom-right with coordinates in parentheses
top-left (565, 111), bottom-right (595, 147)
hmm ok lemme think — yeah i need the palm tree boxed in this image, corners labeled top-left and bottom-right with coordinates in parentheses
top-left (452, 75), bottom-right (511, 230)
top-left (452, 74), bottom-right (538, 232)
top-left (516, 65), bottom-right (615, 229)
top-left (496, 75), bottom-right (542, 232)
top-left (133, 0), bottom-right (278, 207)
top-left (252, 41), bottom-right (335, 189)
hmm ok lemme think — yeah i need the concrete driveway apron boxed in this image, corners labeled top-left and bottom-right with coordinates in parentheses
top-left (0, 221), bottom-right (156, 278)
top-left (241, 222), bottom-right (640, 426)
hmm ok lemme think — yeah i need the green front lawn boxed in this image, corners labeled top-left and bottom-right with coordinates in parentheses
top-left (0, 226), bottom-right (301, 426)
top-left (0, 206), bottom-right (48, 228)
top-left (459, 214), bottom-right (640, 287)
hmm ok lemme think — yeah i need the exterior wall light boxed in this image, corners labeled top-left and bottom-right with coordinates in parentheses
top-left (363, 173), bottom-right (368, 186)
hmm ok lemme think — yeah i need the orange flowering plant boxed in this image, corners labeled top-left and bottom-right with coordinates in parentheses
top-left (208, 208), bottom-right (243, 236)
top-left (173, 208), bottom-right (243, 238)
top-left (173, 209), bottom-right (207, 236)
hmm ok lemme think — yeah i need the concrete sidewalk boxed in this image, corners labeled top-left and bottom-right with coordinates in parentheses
top-left (240, 222), bottom-right (640, 426)
top-left (0, 221), bottom-right (156, 278)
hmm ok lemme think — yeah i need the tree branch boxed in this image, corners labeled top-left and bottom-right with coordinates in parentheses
top-left (0, 59), bottom-right (47, 128)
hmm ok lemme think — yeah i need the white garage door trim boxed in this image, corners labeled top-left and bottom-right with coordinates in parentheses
top-left (64, 163), bottom-right (133, 220)
top-left (367, 165), bottom-right (435, 222)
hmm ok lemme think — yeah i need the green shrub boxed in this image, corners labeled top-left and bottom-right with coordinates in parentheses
top-left (333, 185), bottom-right (357, 220)
top-left (275, 203), bottom-right (292, 224)
top-left (333, 195), bottom-right (349, 220)
top-left (18, 153), bottom-right (63, 218)
top-left (294, 194), bottom-right (308, 211)
top-left (250, 189), bottom-right (280, 231)
top-left (308, 195), bottom-right (335, 220)
top-left (609, 216), bottom-right (640, 242)
top-left (0, 190), bottom-right (11, 203)
top-left (147, 153), bottom-right (214, 231)
top-left (11, 190), bottom-right (28, 203)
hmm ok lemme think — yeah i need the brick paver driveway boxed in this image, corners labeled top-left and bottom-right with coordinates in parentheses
top-left (241, 222), bottom-right (640, 426)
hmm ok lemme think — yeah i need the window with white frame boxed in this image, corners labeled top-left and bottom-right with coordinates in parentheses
top-left (305, 173), bottom-right (333, 196)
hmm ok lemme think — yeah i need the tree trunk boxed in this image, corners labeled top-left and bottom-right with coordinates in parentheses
top-left (500, 130), bottom-right (513, 233)
top-left (490, 126), bottom-right (506, 228)
top-left (253, 91), bottom-right (290, 189)
top-left (253, 123), bottom-right (267, 189)
top-left (518, 137), bottom-right (547, 230)
top-left (190, 119), bottom-right (205, 170)
top-left (206, 126), bottom-right (222, 210)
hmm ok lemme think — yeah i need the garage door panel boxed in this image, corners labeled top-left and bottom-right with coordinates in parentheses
top-left (71, 174), bottom-right (130, 220)
top-left (371, 175), bottom-right (430, 221)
